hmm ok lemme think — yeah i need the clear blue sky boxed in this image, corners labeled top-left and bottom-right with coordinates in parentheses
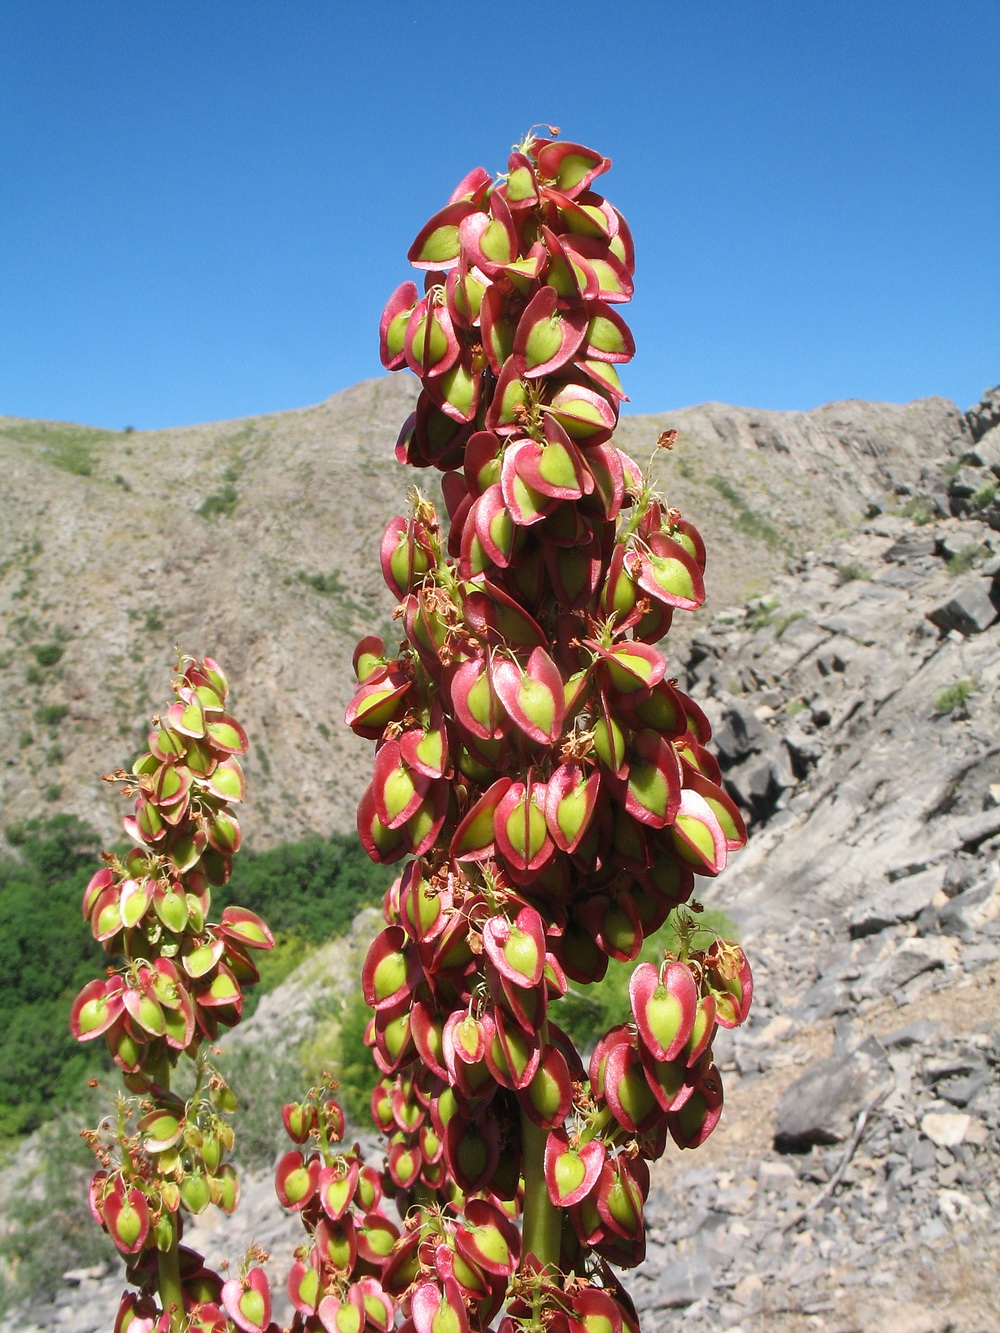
top-left (2, 1), bottom-right (997, 430)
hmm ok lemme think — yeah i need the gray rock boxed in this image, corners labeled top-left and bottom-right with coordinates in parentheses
top-left (883, 533), bottom-right (938, 563)
top-left (962, 940), bottom-right (1000, 970)
top-left (634, 1252), bottom-right (713, 1309)
top-left (878, 563), bottom-right (925, 589)
top-left (967, 386), bottom-right (1000, 442)
top-left (816, 611), bottom-right (880, 645)
top-left (783, 727), bottom-right (823, 777)
top-left (714, 703), bottom-right (768, 764)
top-left (862, 937), bottom-right (952, 993)
top-left (940, 1072), bottom-right (992, 1107)
top-left (925, 575), bottom-right (998, 635)
top-left (796, 973), bottom-right (854, 1021)
top-left (953, 807), bottom-right (1000, 850)
top-left (910, 1136), bottom-right (938, 1171)
top-left (774, 1037), bottom-right (893, 1152)
top-left (882, 1019), bottom-right (941, 1049)
top-left (848, 866), bottom-right (947, 937)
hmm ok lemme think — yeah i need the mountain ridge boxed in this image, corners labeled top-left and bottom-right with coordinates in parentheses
top-left (0, 378), bottom-right (969, 851)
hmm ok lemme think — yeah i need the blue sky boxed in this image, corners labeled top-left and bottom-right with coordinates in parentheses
top-left (2, 1), bottom-right (997, 430)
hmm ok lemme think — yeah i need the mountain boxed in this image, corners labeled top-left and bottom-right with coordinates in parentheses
top-left (0, 378), bottom-right (967, 852)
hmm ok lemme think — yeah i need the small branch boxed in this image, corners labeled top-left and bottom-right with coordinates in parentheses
top-left (806, 1089), bottom-right (886, 1213)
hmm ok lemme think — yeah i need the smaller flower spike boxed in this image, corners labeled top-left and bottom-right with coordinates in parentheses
top-left (73, 655), bottom-right (276, 1329)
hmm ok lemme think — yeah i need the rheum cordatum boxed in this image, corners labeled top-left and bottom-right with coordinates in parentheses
top-left (71, 131), bottom-right (754, 1333)
top-left (341, 129), bottom-right (754, 1331)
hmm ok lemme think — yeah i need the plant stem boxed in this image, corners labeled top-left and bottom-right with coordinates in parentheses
top-left (578, 1105), bottom-right (614, 1147)
top-left (157, 1214), bottom-right (185, 1333)
top-left (147, 1049), bottom-right (184, 1333)
top-left (519, 1112), bottom-right (561, 1273)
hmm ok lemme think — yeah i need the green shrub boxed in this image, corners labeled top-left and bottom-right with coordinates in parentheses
top-left (946, 544), bottom-right (986, 576)
top-left (301, 989), bottom-right (373, 1128)
top-left (836, 561), bottom-right (871, 583)
top-left (34, 704), bottom-right (68, 727)
top-left (197, 483), bottom-right (238, 519)
top-left (215, 832), bottom-right (394, 944)
top-left (773, 610), bottom-right (807, 638)
top-left (223, 1042), bottom-right (306, 1171)
top-left (0, 1100), bottom-right (115, 1313)
top-left (935, 678), bottom-right (976, 715)
top-left (299, 570), bottom-right (347, 596)
top-left (0, 820), bottom-right (389, 1138)
top-left (748, 596), bottom-right (781, 631)
top-left (893, 496), bottom-right (934, 525)
top-left (0, 422), bottom-right (115, 478)
top-left (970, 480), bottom-right (997, 511)
top-left (708, 475), bottom-right (784, 549)
top-left (32, 643), bottom-right (64, 668)
top-left (551, 908), bottom-right (740, 1054)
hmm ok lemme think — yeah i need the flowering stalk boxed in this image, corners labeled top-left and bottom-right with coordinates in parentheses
top-left (71, 655), bottom-right (277, 1333)
top-left (338, 129), bottom-right (755, 1330)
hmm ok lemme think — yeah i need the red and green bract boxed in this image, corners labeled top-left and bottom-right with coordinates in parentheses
top-left (342, 129), bottom-right (755, 1330)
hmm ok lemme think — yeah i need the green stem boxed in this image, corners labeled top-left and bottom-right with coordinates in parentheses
top-left (578, 1105), bottom-right (615, 1147)
top-left (157, 1214), bottom-right (184, 1333)
top-left (519, 1113), bottom-right (561, 1273)
top-left (147, 1049), bottom-right (184, 1333)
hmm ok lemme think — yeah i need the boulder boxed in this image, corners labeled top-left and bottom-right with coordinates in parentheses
top-left (724, 743), bottom-right (796, 820)
top-left (774, 1036), bottom-right (893, 1152)
top-left (967, 385), bottom-right (1000, 442)
top-left (925, 575), bottom-right (998, 635)
top-left (965, 423), bottom-right (1000, 474)
top-left (714, 702), bottom-right (768, 764)
top-left (937, 880), bottom-right (999, 940)
top-left (847, 866), bottom-right (947, 937)
top-left (862, 937), bottom-right (954, 993)
top-left (947, 464), bottom-right (988, 504)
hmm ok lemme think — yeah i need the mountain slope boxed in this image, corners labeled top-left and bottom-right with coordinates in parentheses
top-left (0, 380), bottom-right (967, 849)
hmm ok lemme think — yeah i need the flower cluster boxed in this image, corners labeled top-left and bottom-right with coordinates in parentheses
top-left (343, 130), bottom-right (754, 1326)
top-left (70, 656), bottom-right (276, 1333)
top-left (271, 1079), bottom-right (523, 1333)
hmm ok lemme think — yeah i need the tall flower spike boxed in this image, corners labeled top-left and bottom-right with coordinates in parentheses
top-left (349, 130), bottom-right (754, 1331)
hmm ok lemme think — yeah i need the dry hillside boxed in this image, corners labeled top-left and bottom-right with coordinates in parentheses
top-left (0, 377), bottom-right (966, 850)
